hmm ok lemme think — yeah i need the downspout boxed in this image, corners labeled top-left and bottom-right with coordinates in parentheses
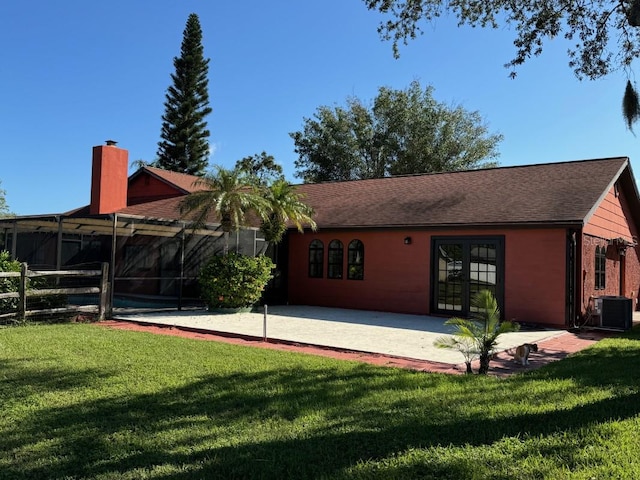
top-left (567, 229), bottom-right (578, 328)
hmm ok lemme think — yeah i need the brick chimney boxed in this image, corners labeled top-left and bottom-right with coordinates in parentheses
top-left (89, 140), bottom-right (129, 215)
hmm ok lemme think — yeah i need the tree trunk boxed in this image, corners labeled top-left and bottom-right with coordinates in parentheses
top-left (221, 214), bottom-right (232, 256)
top-left (222, 231), bottom-right (229, 256)
top-left (465, 361), bottom-right (473, 374)
top-left (478, 352), bottom-right (491, 375)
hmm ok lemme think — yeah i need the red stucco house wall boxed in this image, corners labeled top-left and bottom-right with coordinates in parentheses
top-left (288, 227), bottom-right (569, 327)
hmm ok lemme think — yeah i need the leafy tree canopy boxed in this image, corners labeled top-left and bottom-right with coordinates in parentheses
top-left (365, 0), bottom-right (640, 79)
top-left (156, 13), bottom-right (212, 176)
top-left (291, 80), bottom-right (502, 183)
top-left (235, 152), bottom-right (285, 186)
top-left (364, 0), bottom-right (640, 130)
top-left (0, 181), bottom-right (12, 218)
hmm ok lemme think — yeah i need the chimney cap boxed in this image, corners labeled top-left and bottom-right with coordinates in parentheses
top-left (105, 139), bottom-right (118, 146)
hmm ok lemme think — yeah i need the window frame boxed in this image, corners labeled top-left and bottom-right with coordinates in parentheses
top-left (347, 239), bottom-right (364, 280)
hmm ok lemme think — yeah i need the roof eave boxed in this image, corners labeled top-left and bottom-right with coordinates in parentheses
top-left (294, 220), bottom-right (584, 231)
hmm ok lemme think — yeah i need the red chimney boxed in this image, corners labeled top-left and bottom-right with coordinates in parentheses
top-left (89, 141), bottom-right (129, 215)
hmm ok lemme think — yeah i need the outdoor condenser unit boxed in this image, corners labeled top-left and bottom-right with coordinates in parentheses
top-left (598, 296), bottom-right (633, 330)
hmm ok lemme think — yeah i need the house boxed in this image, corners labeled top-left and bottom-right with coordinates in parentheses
top-left (1, 142), bottom-right (639, 328)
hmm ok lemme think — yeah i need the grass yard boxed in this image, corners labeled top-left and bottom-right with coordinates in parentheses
top-left (2, 324), bottom-right (640, 479)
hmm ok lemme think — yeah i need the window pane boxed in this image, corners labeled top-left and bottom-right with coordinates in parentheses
top-left (328, 240), bottom-right (343, 279)
top-left (348, 240), bottom-right (364, 280)
top-left (469, 243), bottom-right (496, 311)
top-left (601, 249), bottom-right (604, 289)
top-left (594, 245), bottom-right (606, 290)
top-left (308, 240), bottom-right (324, 278)
top-left (437, 243), bottom-right (463, 311)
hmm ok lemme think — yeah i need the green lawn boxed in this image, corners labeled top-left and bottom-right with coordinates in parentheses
top-left (2, 324), bottom-right (640, 479)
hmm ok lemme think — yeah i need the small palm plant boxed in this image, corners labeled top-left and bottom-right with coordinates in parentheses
top-left (435, 289), bottom-right (519, 375)
top-left (434, 333), bottom-right (478, 374)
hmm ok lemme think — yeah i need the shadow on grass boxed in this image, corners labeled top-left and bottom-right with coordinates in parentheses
top-left (2, 358), bottom-right (640, 478)
top-left (3, 327), bottom-right (640, 479)
top-left (0, 358), bottom-right (116, 405)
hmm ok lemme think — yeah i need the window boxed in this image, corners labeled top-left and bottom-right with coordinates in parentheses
top-left (328, 240), bottom-right (343, 279)
top-left (308, 239), bottom-right (324, 278)
top-left (347, 240), bottom-right (364, 280)
top-left (595, 245), bottom-right (606, 290)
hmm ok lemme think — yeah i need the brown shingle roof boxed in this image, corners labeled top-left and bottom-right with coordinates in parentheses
top-left (295, 157), bottom-right (630, 228)
top-left (68, 157), bottom-right (634, 230)
top-left (116, 196), bottom-right (186, 220)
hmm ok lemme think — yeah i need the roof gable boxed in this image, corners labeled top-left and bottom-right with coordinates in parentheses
top-left (128, 166), bottom-right (205, 194)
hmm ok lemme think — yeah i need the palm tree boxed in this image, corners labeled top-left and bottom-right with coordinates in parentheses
top-left (434, 289), bottom-right (519, 375)
top-left (434, 334), bottom-right (477, 374)
top-left (179, 166), bottom-right (268, 255)
top-left (259, 179), bottom-right (317, 246)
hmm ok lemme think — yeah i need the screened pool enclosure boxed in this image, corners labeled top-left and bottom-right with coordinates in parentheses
top-left (0, 214), bottom-right (270, 311)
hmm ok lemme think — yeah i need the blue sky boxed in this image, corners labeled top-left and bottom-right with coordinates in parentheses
top-left (1, 0), bottom-right (638, 215)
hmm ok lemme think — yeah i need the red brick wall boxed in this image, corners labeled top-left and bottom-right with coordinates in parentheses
top-left (287, 227), bottom-right (568, 327)
top-left (582, 184), bottom-right (640, 312)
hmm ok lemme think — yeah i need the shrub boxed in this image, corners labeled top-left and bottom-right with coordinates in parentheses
top-left (198, 253), bottom-right (274, 309)
top-left (0, 251), bottom-right (68, 318)
top-left (0, 250), bottom-right (20, 314)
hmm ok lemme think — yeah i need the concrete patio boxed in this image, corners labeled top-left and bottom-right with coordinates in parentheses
top-left (113, 305), bottom-right (568, 365)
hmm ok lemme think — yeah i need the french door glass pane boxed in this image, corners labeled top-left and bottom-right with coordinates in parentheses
top-left (437, 244), bottom-right (463, 311)
top-left (469, 243), bottom-right (497, 312)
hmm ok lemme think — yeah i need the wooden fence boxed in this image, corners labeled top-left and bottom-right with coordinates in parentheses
top-left (0, 263), bottom-right (110, 322)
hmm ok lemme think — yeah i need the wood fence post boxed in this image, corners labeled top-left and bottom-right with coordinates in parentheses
top-left (18, 263), bottom-right (27, 320)
top-left (98, 262), bottom-right (110, 320)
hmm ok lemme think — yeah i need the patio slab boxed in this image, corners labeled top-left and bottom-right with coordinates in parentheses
top-left (113, 305), bottom-right (567, 366)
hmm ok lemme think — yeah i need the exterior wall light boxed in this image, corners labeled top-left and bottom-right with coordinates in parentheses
top-left (404, 236), bottom-right (412, 245)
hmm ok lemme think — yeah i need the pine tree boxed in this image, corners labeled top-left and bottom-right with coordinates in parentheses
top-left (156, 13), bottom-right (212, 176)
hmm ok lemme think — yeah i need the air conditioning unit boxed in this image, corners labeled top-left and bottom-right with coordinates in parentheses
top-left (599, 296), bottom-right (633, 330)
